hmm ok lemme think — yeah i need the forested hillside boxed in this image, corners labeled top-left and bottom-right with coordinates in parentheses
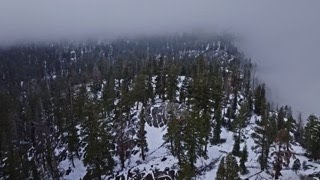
top-left (0, 34), bottom-right (319, 179)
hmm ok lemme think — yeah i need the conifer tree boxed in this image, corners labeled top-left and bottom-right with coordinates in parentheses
top-left (211, 65), bottom-right (223, 144)
top-left (272, 128), bottom-right (292, 179)
top-left (216, 154), bottom-right (239, 180)
top-left (188, 56), bottom-right (212, 154)
top-left (163, 108), bottom-right (183, 164)
top-left (82, 102), bottom-right (115, 179)
top-left (303, 115), bottom-right (320, 159)
top-left (132, 73), bottom-right (148, 108)
top-left (277, 107), bottom-right (285, 131)
top-left (216, 157), bottom-right (226, 180)
top-left (252, 114), bottom-right (271, 170)
top-left (240, 145), bottom-right (249, 175)
top-left (212, 103), bottom-right (222, 144)
top-left (225, 154), bottom-right (240, 180)
top-left (178, 78), bottom-right (189, 104)
top-left (181, 113), bottom-right (198, 174)
top-left (102, 78), bottom-right (116, 116)
top-left (233, 101), bottom-right (249, 131)
top-left (136, 108), bottom-right (148, 161)
top-left (254, 84), bottom-right (266, 116)
top-left (67, 124), bottom-right (80, 166)
top-left (146, 75), bottom-right (155, 103)
top-left (166, 65), bottom-right (178, 102)
top-left (1, 147), bottom-right (25, 179)
top-left (155, 57), bottom-right (166, 100)
top-left (232, 136), bottom-right (241, 157)
top-left (292, 159), bottom-right (301, 174)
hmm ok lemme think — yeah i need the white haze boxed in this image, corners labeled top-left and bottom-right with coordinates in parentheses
top-left (0, 0), bottom-right (319, 117)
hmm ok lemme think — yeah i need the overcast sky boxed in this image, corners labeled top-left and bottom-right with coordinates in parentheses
top-left (0, 0), bottom-right (319, 118)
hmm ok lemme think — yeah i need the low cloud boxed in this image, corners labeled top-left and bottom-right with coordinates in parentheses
top-left (0, 0), bottom-right (319, 117)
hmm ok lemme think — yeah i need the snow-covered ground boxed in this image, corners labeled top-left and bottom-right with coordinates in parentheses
top-left (57, 77), bottom-right (320, 180)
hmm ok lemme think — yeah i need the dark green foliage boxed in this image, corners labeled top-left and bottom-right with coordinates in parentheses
top-left (82, 102), bottom-right (115, 178)
top-left (225, 154), bottom-right (240, 180)
top-left (211, 66), bottom-right (223, 144)
top-left (212, 103), bottom-right (222, 144)
top-left (163, 108), bottom-right (183, 163)
top-left (181, 113), bottom-right (200, 173)
top-left (240, 145), bottom-right (248, 175)
top-left (67, 124), bottom-right (80, 166)
top-left (277, 107), bottom-right (285, 131)
top-left (216, 157), bottom-right (226, 180)
top-left (233, 102), bottom-right (249, 130)
top-left (178, 161), bottom-right (195, 179)
top-left (178, 78), bottom-right (189, 104)
top-left (155, 57), bottom-right (166, 100)
top-left (252, 114), bottom-right (272, 170)
top-left (1, 147), bottom-right (25, 180)
top-left (216, 154), bottom-right (240, 180)
top-left (294, 113), bottom-right (304, 144)
top-left (254, 84), bottom-right (266, 116)
top-left (102, 78), bottom-right (116, 115)
top-left (272, 126), bottom-right (293, 179)
top-left (264, 106), bottom-right (296, 179)
top-left (166, 65), bottom-right (179, 102)
top-left (132, 74), bottom-right (149, 106)
top-left (292, 159), bottom-right (301, 174)
top-left (0, 35), bottom-right (258, 179)
top-left (136, 108), bottom-right (148, 161)
top-left (0, 92), bottom-right (14, 149)
top-left (232, 136), bottom-right (241, 156)
top-left (303, 115), bottom-right (320, 159)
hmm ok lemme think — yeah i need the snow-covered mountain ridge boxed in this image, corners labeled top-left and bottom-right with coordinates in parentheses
top-left (0, 35), bottom-right (319, 180)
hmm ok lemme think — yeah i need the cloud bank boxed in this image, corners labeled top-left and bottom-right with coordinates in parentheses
top-left (1, 0), bottom-right (319, 117)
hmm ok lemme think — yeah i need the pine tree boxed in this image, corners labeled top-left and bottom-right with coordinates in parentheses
top-left (181, 113), bottom-right (198, 175)
top-left (82, 101), bottom-right (115, 179)
top-left (303, 115), bottom-right (320, 159)
top-left (178, 78), bottom-right (189, 104)
top-left (240, 145), bottom-right (249, 175)
top-left (102, 78), bottom-right (116, 116)
top-left (225, 154), bottom-right (240, 180)
top-left (136, 108), bottom-right (148, 161)
top-left (212, 103), bottom-right (222, 145)
top-left (112, 78), bottom-right (136, 170)
top-left (216, 157), bottom-right (226, 180)
top-left (187, 56), bottom-right (212, 156)
top-left (232, 136), bottom-right (241, 157)
top-left (254, 84), bottom-right (266, 116)
top-left (132, 73), bottom-right (148, 108)
top-left (292, 159), bottom-right (301, 174)
top-left (179, 160), bottom-right (195, 179)
top-left (155, 57), bottom-right (166, 100)
top-left (67, 124), bottom-right (80, 166)
top-left (233, 101), bottom-right (249, 131)
top-left (146, 75), bottom-right (155, 103)
top-left (277, 107), bottom-right (285, 131)
top-left (216, 154), bottom-right (240, 180)
top-left (166, 64), bottom-right (178, 102)
top-left (1, 147), bottom-right (25, 179)
top-left (163, 108), bottom-right (183, 164)
top-left (252, 114), bottom-right (272, 170)
top-left (211, 65), bottom-right (223, 144)
top-left (65, 80), bottom-right (80, 166)
top-left (272, 128), bottom-right (292, 179)
top-left (295, 113), bottom-right (303, 143)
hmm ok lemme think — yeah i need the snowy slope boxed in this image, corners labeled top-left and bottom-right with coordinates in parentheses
top-left (53, 41), bottom-right (320, 180)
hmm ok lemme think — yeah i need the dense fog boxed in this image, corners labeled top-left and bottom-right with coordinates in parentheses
top-left (1, 0), bottom-right (319, 117)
